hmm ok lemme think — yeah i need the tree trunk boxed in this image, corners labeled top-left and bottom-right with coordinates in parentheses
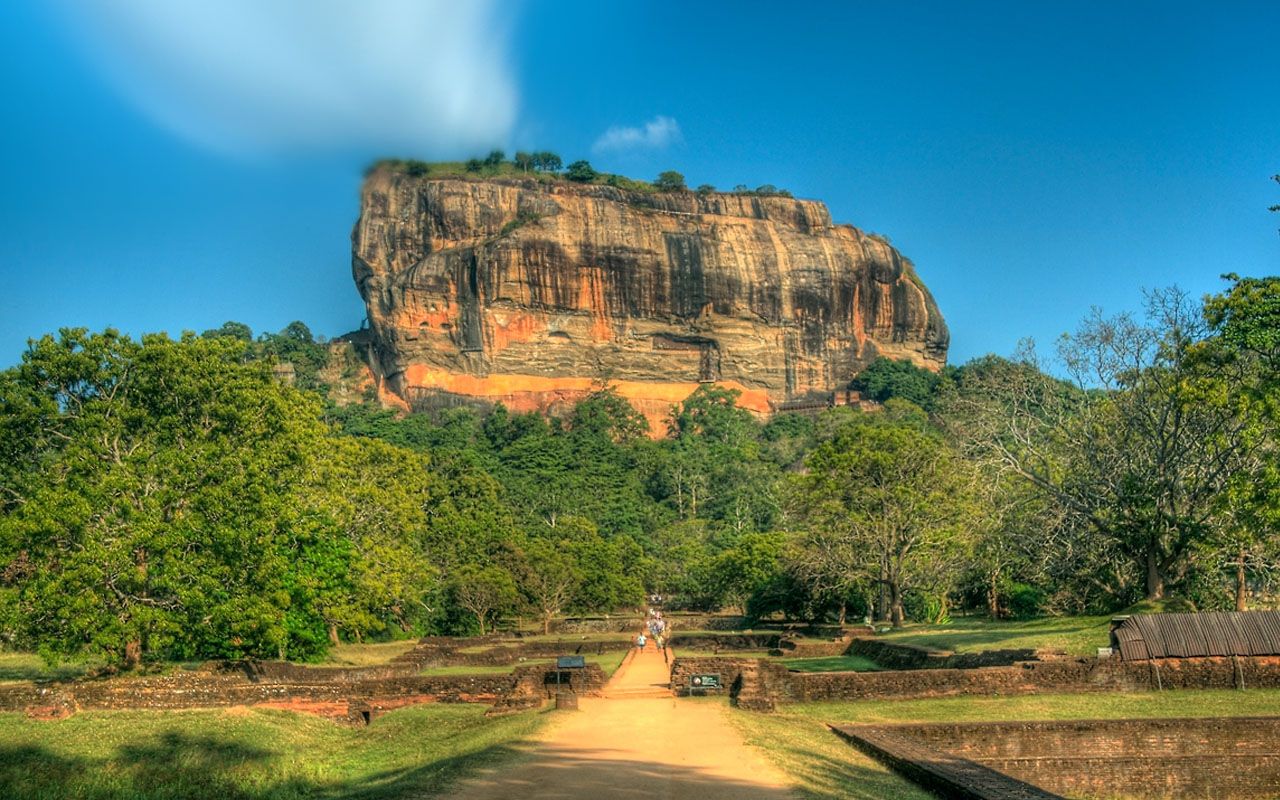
top-left (124, 638), bottom-right (142, 669)
top-left (1236, 550), bottom-right (1248, 612)
top-left (476, 613), bottom-right (486, 636)
top-left (837, 603), bottom-right (847, 626)
top-left (876, 565), bottom-right (890, 623)
top-left (987, 574), bottom-right (1000, 619)
top-left (1145, 548), bottom-right (1165, 600)
top-left (543, 612), bottom-right (552, 636)
top-left (889, 582), bottom-right (905, 628)
top-left (327, 623), bottom-right (340, 647)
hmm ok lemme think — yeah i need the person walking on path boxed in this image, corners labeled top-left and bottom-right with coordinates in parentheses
top-left (636, 632), bottom-right (647, 650)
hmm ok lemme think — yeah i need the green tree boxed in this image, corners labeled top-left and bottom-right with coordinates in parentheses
top-left (449, 565), bottom-right (518, 635)
top-left (565, 160), bottom-right (597, 183)
top-left (851, 357), bottom-right (942, 409)
top-left (0, 330), bottom-right (326, 665)
top-left (520, 538), bottom-right (582, 634)
top-left (514, 151), bottom-right (534, 173)
top-left (654, 171), bottom-right (686, 192)
top-left (293, 437), bottom-right (437, 644)
top-left (787, 418), bottom-right (978, 626)
top-left (533, 152), bottom-right (562, 173)
top-left (484, 149), bottom-right (506, 167)
top-left (707, 532), bottom-right (785, 613)
top-left (201, 320), bottom-right (253, 341)
top-left (946, 291), bottom-right (1260, 601)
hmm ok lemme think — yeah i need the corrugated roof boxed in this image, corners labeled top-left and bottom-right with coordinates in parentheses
top-left (1111, 611), bottom-right (1280, 660)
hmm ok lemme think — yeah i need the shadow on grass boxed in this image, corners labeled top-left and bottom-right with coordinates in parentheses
top-left (0, 728), bottom-right (806, 800)
top-left (0, 730), bottom-right (535, 800)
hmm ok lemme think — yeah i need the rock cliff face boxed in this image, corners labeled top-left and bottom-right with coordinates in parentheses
top-left (352, 169), bottom-right (948, 428)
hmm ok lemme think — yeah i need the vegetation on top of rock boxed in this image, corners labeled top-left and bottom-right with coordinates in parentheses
top-left (367, 154), bottom-right (792, 197)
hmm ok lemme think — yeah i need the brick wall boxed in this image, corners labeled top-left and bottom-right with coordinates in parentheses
top-left (839, 718), bottom-right (1280, 799)
top-left (0, 664), bottom-right (519, 721)
top-left (788, 656), bottom-right (1280, 703)
top-left (392, 635), bottom-right (632, 670)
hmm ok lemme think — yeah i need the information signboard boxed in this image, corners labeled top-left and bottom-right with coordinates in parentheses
top-left (689, 673), bottom-right (721, 689)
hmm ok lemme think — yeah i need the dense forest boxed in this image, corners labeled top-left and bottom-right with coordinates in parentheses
top-left (1, 277), bottom-right (1278, 667)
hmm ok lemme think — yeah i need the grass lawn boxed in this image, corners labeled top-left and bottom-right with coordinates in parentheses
top-left (322, 640), bottom-right (419, 667)
top-left (0, 703), bottom-right (547, 800)
top-left (0, 652), bottom-right (100, 684)
top-left (876, 614), bottom-right (1113, 656)
top-left (791, 688), bottom-right (1280, 725)
top-left (727, 704), bottom-right (931, 800)
top-left (732, 689), bottom-right (1280, 800)
top-left (782, 655), bottom-right (882, 673)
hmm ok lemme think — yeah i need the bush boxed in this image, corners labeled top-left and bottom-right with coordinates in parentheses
top-left (565, 160), bottom-right (597, 183)
top-left (1006, 583), bottom-right (1047, 618)
top-left (654, 170), bottom-right (687, 192)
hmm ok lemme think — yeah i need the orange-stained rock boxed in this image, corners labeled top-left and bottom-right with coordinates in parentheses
top-left (351, 170), bottom-right (948, 426)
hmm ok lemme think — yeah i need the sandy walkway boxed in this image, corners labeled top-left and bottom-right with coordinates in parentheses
top-left (443, 641), bottom-right (794, 799)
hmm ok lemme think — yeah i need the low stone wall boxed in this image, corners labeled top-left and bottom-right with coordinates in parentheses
top-left (669, 633), bottom-right (782, 652)
top-left (391, 635), bottom-right (632, 670)
top-left (833, 724), bottom-right (1062, 799)
top-left (669, 657), bottom-right (752, 696)
top-left (549, 617), bottom-right (636, 634)
top-left (0, 665), bottom-right (518, 721)
top-left (775, 631), bottom-right (857, 659)
top-left (6, 658), bottom-right (617, 723)
top-left (661, 614), bottom-right (749, 631)
top-left (836, 717), bottom-right (1280, 799)
top-left (792, 656), bottom-right (1280, 702)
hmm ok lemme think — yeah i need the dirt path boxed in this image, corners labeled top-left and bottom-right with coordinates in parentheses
top-left (443, 639), bottom-right (794, 799)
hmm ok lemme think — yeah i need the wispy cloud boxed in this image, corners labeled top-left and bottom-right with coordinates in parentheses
top-left (62, 0), bottom-right (518, 157)
top-left (592, 116), bottom-right (682, 154)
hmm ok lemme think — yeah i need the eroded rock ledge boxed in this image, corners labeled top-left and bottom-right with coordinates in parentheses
top-left (352, 170), bottom-right (948, 428)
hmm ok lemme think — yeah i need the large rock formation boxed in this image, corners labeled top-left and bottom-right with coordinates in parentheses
top-left (352, 168), bottom-right (948, 428)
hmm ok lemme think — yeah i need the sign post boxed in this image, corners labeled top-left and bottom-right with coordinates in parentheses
top-left (555, 655), bottom-right (586, 709)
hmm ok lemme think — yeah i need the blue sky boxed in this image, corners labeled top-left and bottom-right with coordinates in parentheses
top-left (1, 1), bottom-right (1277, 369)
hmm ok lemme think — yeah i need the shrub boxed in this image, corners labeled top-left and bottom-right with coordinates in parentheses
top-left (654, 170), bottom-right (687, 192)
top-left (565, 160), bottom-right (598, 183)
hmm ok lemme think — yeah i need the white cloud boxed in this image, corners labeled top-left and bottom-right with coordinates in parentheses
top-left (61, 0), bottom-right (518, 157)
top-left (592, 116), bottom-right (682, 154)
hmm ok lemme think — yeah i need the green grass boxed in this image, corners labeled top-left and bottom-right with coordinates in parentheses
top-left (727, 704), bottom-right (931, 800)
top-left (0, 703), bottom-right (546, 799)
top-left (790, 688), bottom-right (1280, 725)
top-left (782, 655), bottom-right (882, 673)
top-left (876, 614), bottom-right (1112, 656)
top-left (0, 652), bottom-right (99, 684)
top-left (731, 690), bottom-right (1280, 799)
top-left (322, 640), bottom-right (418, 667)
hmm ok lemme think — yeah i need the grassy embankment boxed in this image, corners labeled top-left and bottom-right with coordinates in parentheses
top-left (732, 689), bottom-right (1280, 800)
top-left (775, 614), bottom-right (1114, 673)
top-left (875, 614), bottom-right (1113, 656)
top-left (0, 703), bottom-right (547, 800)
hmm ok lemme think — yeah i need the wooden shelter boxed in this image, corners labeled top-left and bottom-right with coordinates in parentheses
top-left (1110, 611), bottom-right (1280, 660)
